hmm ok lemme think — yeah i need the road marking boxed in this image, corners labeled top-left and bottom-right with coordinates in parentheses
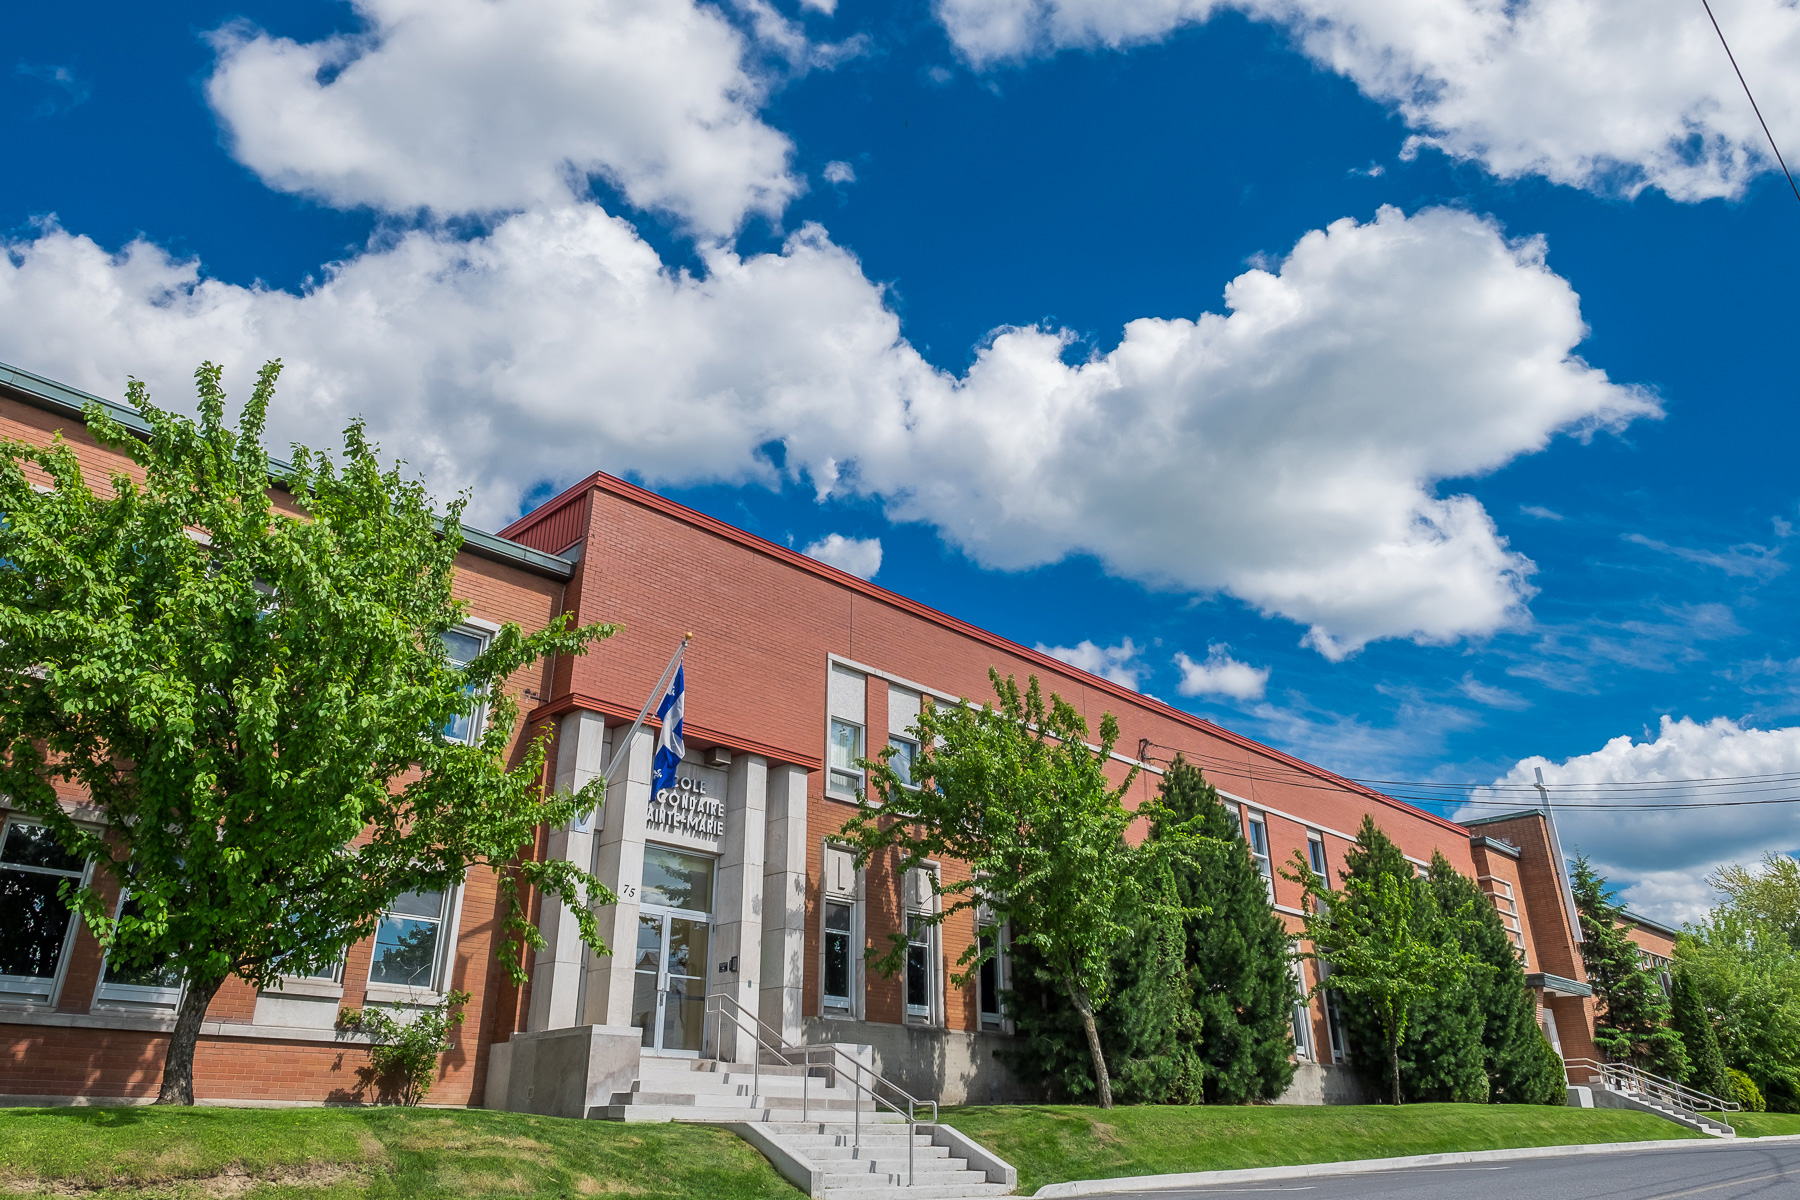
top-left (1645, 1169), bottom-right (1793, 1199)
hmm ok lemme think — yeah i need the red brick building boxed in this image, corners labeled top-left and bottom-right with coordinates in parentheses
top-left (0, 360), bottom-right (1607, 1107)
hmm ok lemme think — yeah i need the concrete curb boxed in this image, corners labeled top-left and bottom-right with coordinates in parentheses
top-left (1029, 1132), bottom-right (1800, 1197)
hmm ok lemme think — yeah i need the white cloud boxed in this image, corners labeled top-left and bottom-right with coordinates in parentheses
top-left (1623, 532), bottom-right (1786, 579)
top-left (0, 203), bottom-right (1655, 657)
top-left (205, 0), bottom-right (801, 237)
top-left (935, 0), bottom-right (1800, 202)
top-left (1173, 645), bottom-right (1268, 701)
top-left (1465, 716), bottom-right (1800, 925)
top-left (802, 532), bottom-right (882, 578)
top-left (1037, 639), bottom-right (1144, 689)
top-left (822, 160), bottom-right (857, 185)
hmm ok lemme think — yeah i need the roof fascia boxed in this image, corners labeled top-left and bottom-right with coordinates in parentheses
top-left (566, 469), bottom-right (1470, 837)
top-left (0, 359), bottom-right (571, 581)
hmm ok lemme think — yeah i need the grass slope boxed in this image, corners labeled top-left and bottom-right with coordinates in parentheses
top-left (941, 1103), bottom-right (1703, 1194)
top-left (0, 1106), bottom-right (803, 1200)
top-left (1732, 1112), bottom-right (1800, 1137)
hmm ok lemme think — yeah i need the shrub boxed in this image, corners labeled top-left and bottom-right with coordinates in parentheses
top-left (340, 989), bottom-right (471, 1105)
top-left (1727, 1068), bottom-right (1766, 1113)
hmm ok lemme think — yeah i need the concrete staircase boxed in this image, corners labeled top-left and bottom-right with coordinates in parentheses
top-left (591, 1056), bottom-right (1017, 1199)
top-left (1566, 1057), bottom-right (1738, 1138)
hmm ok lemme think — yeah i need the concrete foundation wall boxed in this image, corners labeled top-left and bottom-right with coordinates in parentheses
top-left (484, 1025), bottom-right (642, 1118)
top-left (1275, 1060), bottom-right (1374, 1106)
top-left (802, 1017), bottom-right (1035, 1105)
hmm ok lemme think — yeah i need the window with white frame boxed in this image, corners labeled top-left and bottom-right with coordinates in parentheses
top-left (887, 685), bottom-right (922, 790)
top-left (95, 892), bottom-right (184, 1010)
top-left (368, 889), bottom-right (452, 991)
top-left (0, 817), bottom-right (88, 1004)
top-left (822, 845), bottom-right (858, 1014)
top-left (827, 665), bottom-right (867, 799)
top-left (904, 866), bottom-right (938, 1022)
top-left (440, 627), bottom-right (490, 744)
top-left (829, 720), bottom-right (865, 798)
top-left (976, 901), bottom-right (1010, 1032)
top-left (1289, 959), bottom-right (1314, 1060)
top-left (1244, 810), bottom-right (1274, 900)
top-left (1306, 832), bottom-right (1329, 883)
top-left (887, 736), bottom-right (919, 789)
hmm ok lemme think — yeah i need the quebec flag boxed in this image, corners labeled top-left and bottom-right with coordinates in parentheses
top-left (652, 665), bottom-right (685, 796)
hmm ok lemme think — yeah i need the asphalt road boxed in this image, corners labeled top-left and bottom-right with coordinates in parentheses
top-left (1083, 1141), bottom-right (1800, 1200)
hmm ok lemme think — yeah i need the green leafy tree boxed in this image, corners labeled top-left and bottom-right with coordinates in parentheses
top-left (1709, 854), bottom-right (1800, 951)
top-left (1680, 908), bottom-right (1800, 1112)
top-left (843, 670), bottom-right (1210, 1109)
top-left (339, 989), bottom-right (471, 1105)
top-left (1426, 852), bottom-right (1564, 1104)
top-left (1571, 856), bottom-right (1687, 1079)
top-left (0, 363), bottom-right (617, 1105)
top-left (1286, 820), bottom-right (1479, 1106)
top-left (1155, 756), bottom-right (1296, 1104)
top-left (1669, 965), bottom-right (1730, 1101)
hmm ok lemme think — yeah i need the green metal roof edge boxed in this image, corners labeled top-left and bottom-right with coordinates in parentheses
top-left (0, 359), bottom-right (573, 581)
top-left (1621, 909), bottom-right (1683, 940)
top-left (1525, 971), bottom-right (1592, 997)
top-left (1461, 808), bottom-right (1549, 828)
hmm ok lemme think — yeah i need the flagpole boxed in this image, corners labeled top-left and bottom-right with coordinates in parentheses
top-left (599, 633), bottom-right (692, 788)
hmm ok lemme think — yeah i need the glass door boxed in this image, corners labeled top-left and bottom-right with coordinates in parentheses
top-left (630, 846), bottom-right (715, 1056)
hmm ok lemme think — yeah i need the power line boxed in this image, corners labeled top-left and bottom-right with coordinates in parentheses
top-left (1702, 0), bottom-right (1800, 206)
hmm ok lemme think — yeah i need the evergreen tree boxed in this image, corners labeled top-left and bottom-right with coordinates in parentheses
top-left (1004, 758), bottom-right (1290, 1104)
top-left (1331, 821), bottom-right (1485, 1102)
top-left (1427, 853), bottom-right (1565, 1104)
top-left (1670, 965), bottom-right (1731, 1101)
top-left (1572, 856), bottom-right (1689, 1078)
top-left (1155, 757), bottom-right (1297, 1103)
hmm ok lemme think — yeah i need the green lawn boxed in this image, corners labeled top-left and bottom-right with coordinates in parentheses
top-left (0, 1106), bottom-right (804, 1200)
top-left (1732, 1111), bottom-right (1800, 1138)
top-left (940, 1102), bottom-right (1704, 1194)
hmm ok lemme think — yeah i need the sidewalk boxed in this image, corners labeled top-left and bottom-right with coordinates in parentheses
top-left (1032, 1132), bottom-right (1800, 1196)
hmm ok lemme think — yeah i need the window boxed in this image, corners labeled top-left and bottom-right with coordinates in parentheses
top-left (441, 628), bottom-right (488, 744)
top-left (904, 866), bottom-right (938, 1022)
top-left (1245, 811), bottom-right (1273, 899)
top-left (369, 890), bottom-right (450, 991)
top-left (1306, 832), bottom-right (1328, 883)
top-left (977, 923), bottom-right (1009, 1031)
top-left (823, 902), bottom-right (854, 1011)
top-left (887, 736), bottom-right (918, 789)
top-left (1290, 960), bottom-right (1313, 1060)
top-left (95, 892), bottom-right (184, 1010)
top-left (828, 719), bottom-right (864, 798)
top-left (0, 819), bottom-right (87, 1003)
top-left (905, 915), bottom-right (932, 1018)
top-left (821, 845), bottom-right (858, 1015)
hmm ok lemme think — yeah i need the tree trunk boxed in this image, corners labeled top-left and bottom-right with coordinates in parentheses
top-left (1067, 982), bottom-right (1114, 1109)
top-left (156, 976), bottom-right (224, 1105)
top-left (1389, 1036), bottom-right (1403, 1106)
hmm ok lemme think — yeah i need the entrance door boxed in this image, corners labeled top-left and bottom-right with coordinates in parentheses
top-left (630, 846), bottom-right (715, 1056)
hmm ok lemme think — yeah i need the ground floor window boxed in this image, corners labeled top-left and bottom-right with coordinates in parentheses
top-left (96, 892), bottom-right (183, 1009)
top-left (1289, 960), bottom-right (1313, 1060)
top-left (977, 923), bottom-right (1009, 1031)
top-left (823, 899), bottom-right (854, 1011)
top-left (369, 889), bottom-right (450, 990)
top-left (0, 818), bottom-right (87, 1003)
top-left (905, 914), bottom-right (932, 1018)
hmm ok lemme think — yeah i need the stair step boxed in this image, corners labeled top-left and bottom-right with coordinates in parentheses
top-left (820, 1185), bottom-right (1013, 1200)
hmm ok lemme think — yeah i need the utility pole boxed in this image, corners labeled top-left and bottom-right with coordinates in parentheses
top-left (1535, 767), bottom-right (1584, 944)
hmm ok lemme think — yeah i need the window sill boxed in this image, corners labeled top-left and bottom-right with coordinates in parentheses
top-left (362, 984), bottom-right (445, 1008)
top-left (262, 978), bottom-right (345, 1000)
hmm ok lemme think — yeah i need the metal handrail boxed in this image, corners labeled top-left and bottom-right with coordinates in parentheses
top-left (1564, 1056), bottom-right (1740, 1116)
top-left (701, 992), bottom-right (938, 1187)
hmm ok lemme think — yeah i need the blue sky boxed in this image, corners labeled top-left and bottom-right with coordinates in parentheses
top-left (7, 0), bottom-right (1800, 921)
